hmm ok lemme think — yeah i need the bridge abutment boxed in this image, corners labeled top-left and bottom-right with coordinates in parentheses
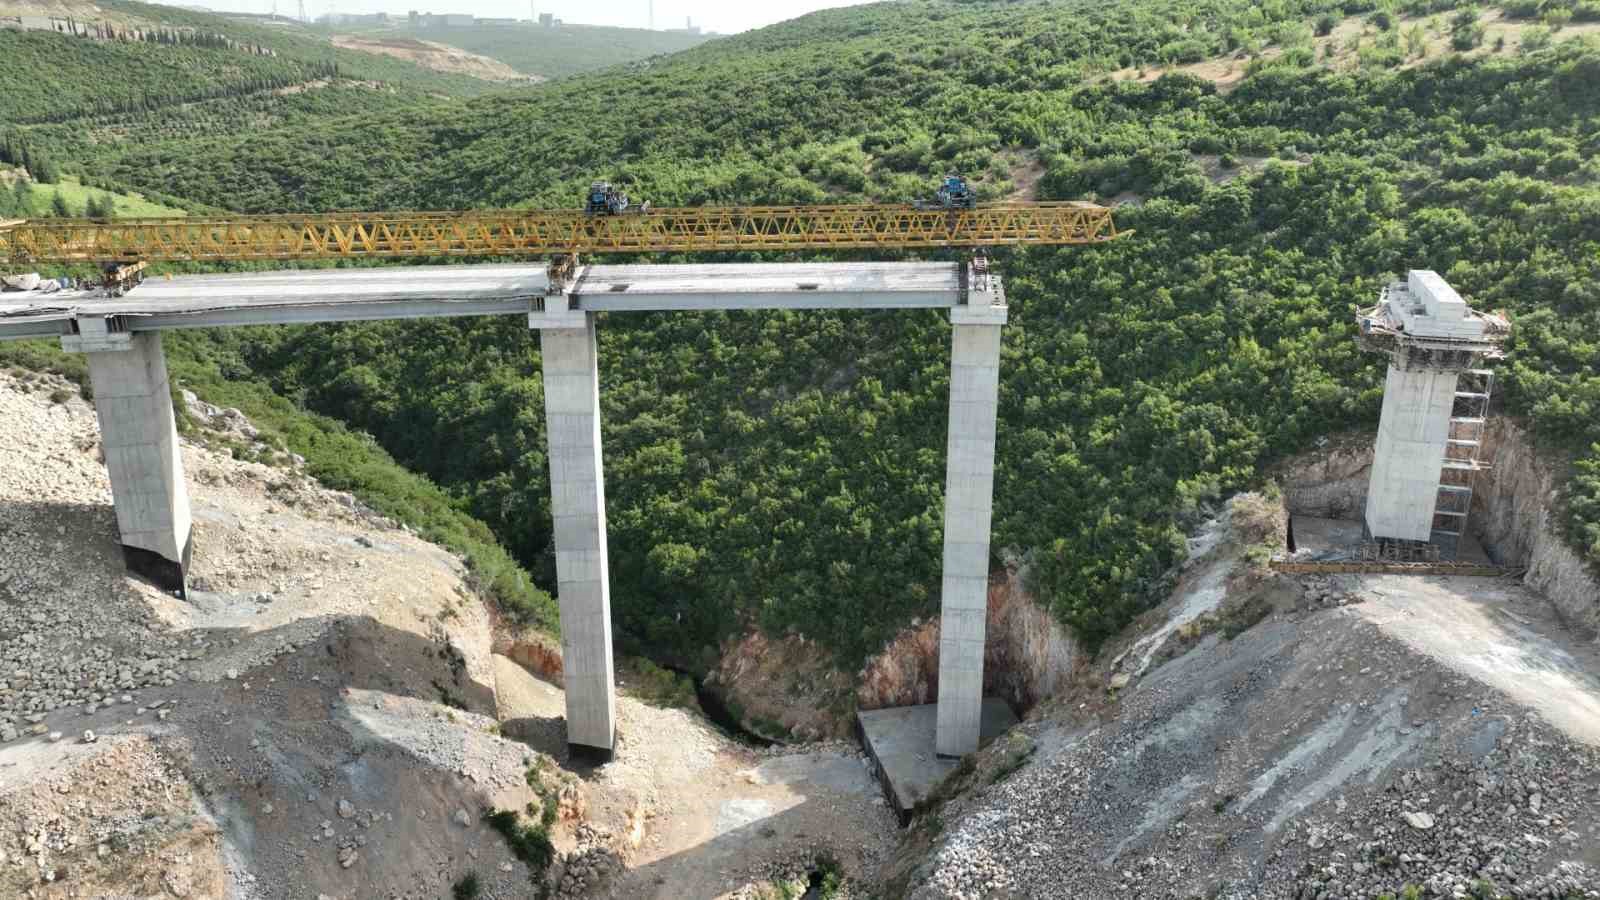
top-left (63, 326), bottom-right (192, 597)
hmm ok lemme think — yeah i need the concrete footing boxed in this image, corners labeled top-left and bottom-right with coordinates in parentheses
top-left (936, 304), bottom-right (1006, 757)
top-left (859, 699), bottom-right (1019, 823)
top-left (539, 313), bottom-right (617, 755)
top-left (73, 330), bottom-right (193, 597)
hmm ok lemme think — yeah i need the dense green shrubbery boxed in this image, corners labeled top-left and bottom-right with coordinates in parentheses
top-left (0, 0), bottom-right (498, 126)
top-left (10, 0), bottom-right (1600, 664)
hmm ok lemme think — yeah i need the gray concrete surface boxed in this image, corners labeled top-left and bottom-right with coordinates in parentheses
top-left (0, 262), bottom-right (966, 341)
top-left (860, 699), bottom-right (1018, 819)
top-left (539, 312), bottom-right (617, 753)
top-left (1291, 515), bottom-right (1493, 565)
top-left (1359, 271), bottom-right (1507, 547)
top-left (5, 259), bottom-right (1003, 762)
top-left (1289, 516), bottom-right (1367, 560)
top-left (936, 296), bottom-right (1007, 757)
top-left (0, 265), bottom-right (551, 338)
top-left (573, 262), bottom-right (959, 311)
top-left (81, 331), bottom-right (192, 586)
top-left (1364, 364), bottom-right (1459, 542)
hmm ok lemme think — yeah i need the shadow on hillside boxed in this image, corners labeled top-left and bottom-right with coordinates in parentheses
top-left (0, 496), bottom-right (127, 582)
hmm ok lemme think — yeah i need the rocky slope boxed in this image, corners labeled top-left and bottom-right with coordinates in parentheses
top-left (892, 493), bottom-right (1600, 899)
top-left (0, 367), bottom-right (896, 899)
top-left (0, 367), bottom-right (547, 899)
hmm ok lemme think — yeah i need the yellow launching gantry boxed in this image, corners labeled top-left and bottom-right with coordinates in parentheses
top-left (0, 197), bottom-right (1125, 293)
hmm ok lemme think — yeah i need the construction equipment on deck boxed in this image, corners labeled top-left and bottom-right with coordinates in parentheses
top-left (585, 181), bottom-right (645, 216)
top-left (914, 174), bottom-right (978, 211)
top-left (101, 260), bottom-right (147, 296)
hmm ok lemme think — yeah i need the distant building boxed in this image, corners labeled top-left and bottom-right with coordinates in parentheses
top-left (317, 11), bottom-right (389, 26)
top-left (478, 16), bottom-right (518, 26)
top-left (538, 12), bottom-right (554, 27)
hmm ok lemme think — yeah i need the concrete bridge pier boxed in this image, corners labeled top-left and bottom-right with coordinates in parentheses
top-left (935, 278), bottom-right (1007, 758)
top-left (62, 322), bottom-right (192, 597)
top-left (532, 299), bottom-right (617, 757)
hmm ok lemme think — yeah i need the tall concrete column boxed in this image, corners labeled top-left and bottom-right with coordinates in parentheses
top-left (65, 326), bottom-right (192, 595)
top-left (1358, 271), bottom-right (1508, 549)
top-left (537, 309), bottom-right (617, 755)
top-left (936, 279), bottom-right (1006, 757)
top-left (1363, 364), bottom-right (1458, 542)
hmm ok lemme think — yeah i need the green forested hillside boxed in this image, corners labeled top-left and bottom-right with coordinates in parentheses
top-left (12, 0), bottom-right (1600, 669)
top-left (333, 22), bottom-right (715, 80)
top-left (0, 3), bottom-right (492, 124)
top-left (0, 0), bottom-right (502, 215)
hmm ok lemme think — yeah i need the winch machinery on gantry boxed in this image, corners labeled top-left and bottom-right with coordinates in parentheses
top-left (0, 181), bottom-right (1126, 293)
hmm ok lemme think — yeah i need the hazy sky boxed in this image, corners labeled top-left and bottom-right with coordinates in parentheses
top-left (190, 0), bottom-right (876, 34)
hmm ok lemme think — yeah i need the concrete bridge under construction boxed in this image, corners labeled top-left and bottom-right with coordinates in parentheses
top-left (0, 261), bottom-right (1005, 758)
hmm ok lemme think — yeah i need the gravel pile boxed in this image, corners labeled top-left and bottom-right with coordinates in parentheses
top-left (0, 372), bottom-right (196, 744)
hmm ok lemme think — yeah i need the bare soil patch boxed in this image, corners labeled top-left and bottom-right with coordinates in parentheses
top-left (331, 34), bottom-right (537, 82)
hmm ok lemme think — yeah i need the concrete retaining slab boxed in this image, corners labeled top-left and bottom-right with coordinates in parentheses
top-left (859, 698), bottom-right (1018, 823)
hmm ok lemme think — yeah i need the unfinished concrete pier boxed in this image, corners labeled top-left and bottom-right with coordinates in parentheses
top-left (1357, 270), bottom-right (1509, 557)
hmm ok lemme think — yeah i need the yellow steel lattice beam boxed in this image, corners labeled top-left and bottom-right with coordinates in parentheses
top-left (0, 202), bottom-right (1122, 264)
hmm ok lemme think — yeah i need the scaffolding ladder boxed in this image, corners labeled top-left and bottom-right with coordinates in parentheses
top-left (1431, 369), bottom-right (1495, 559)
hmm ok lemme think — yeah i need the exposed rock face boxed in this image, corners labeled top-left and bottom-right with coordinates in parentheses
top-left (857, 570), bottom-right (1080, 715)
top-left (897, 509), bottom-right (1600, 900)
top-left (858, 618), bottom-right (940, 711)
top-left (495, 627), bottom-right (566, 685)
top-left (708, 631), bottom-right (858, 741)
top-left (981, 570), bottom-right (1081, 711)
top-left (705, 571), bottom-right (1081, 741)
top-left (1276, 433), bottom-right (1373, 521)
top-left (0, 370), bottom-right (548, 899)
top-left (1475, 419), bottom-right (1600, 637)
